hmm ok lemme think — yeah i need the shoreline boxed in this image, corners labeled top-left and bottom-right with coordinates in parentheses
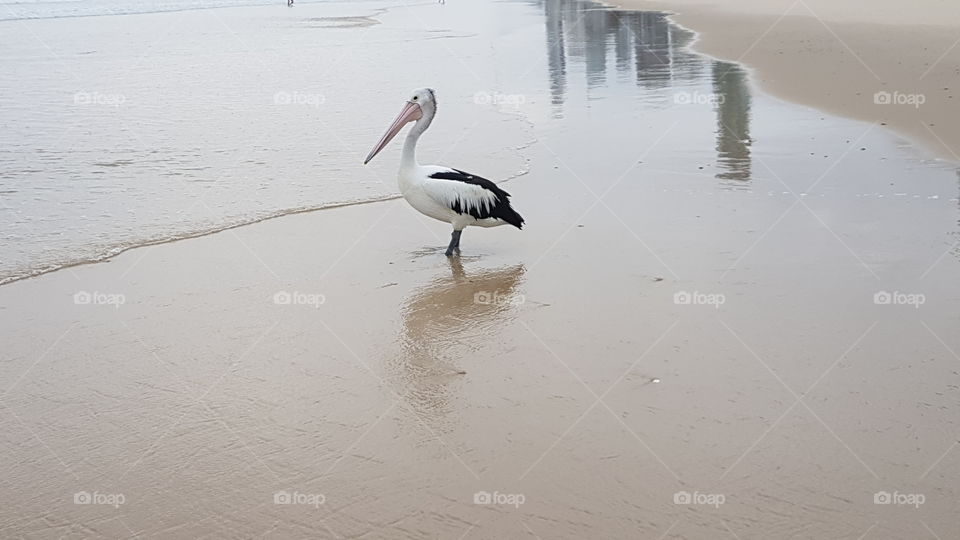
top-left (612, 0), bottom-right (960, 163)
top-left (0, 194), bottom-right (402, 287)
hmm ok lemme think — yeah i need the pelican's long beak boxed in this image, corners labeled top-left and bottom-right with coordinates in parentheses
top-left (364, 101), bottom-right (423, 164)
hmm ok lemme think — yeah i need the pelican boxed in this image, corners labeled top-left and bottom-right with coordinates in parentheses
top-left (364, 88), bottom-right (525, 256)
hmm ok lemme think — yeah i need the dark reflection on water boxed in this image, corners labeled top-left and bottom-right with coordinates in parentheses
top-left (543, 1), bottom-right (567, 107)
top-left (713, 62), bottom-right (752, 182)
top-left (533, 0), bottom-right (753, 186)
top-left (387, 258), bottom-right (525, 429)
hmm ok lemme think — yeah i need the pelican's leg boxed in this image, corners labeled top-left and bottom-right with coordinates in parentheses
top-left (445, 230), bottom-right (462, 257)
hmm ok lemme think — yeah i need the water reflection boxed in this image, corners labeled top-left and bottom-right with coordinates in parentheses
top-left (713, 62), bottom-right (753, 182)
top-left (543, 1), bottom-right (567, 107)
top-left (534, 0), bottom-right (753, 185)
top-left (387, 259), bottom-right (525, 429)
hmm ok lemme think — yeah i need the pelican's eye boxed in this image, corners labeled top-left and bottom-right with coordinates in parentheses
top-left (412, 96), bottom-right (418, 101)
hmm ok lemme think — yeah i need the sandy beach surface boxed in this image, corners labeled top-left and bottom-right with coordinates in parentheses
top-left (615, 0), bottom-right (960, 161)
top-left (2, 1), bottom-right (960, 539)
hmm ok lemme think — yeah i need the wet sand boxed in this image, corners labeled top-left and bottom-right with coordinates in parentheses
top-left (616, 0), bottom-right (960, 161)
top-left (2, 1), bottom-right (960, 539)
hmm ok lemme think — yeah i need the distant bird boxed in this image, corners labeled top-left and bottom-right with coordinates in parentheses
top-left (364, 88), bottom-right (524, 256)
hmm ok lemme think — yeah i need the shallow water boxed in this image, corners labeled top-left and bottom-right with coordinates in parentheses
top-left (0, 0), bottom-right (333, 21)
top-left (4, 0), bottom-right (955, 285)
top-left (0, 0), bottom-right (532, 283)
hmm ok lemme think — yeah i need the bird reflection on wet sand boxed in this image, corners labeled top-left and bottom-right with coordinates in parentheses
top-left (385, 258), bottom-right (525, 429)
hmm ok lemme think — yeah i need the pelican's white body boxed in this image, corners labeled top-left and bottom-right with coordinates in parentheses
top-left (398, 162), bottom-right (506, 230)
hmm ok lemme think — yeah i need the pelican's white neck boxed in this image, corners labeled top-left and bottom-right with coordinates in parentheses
top-left (401, 106), bottom-right (435, 170)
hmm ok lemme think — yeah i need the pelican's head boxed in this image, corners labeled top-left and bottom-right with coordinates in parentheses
top-left (364, 88), bottom-right (436, 164)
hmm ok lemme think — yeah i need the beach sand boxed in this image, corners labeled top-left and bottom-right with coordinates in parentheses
top-left (2, 1), bottom-right (960, 539)
top-left (4, 136), bottom-right (959, 539)
top-left (615, 0), bottom-right (960, 161)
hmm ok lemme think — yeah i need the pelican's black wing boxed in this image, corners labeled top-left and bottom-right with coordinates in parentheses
top-left (426, 168), bottom-right (525, 229)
